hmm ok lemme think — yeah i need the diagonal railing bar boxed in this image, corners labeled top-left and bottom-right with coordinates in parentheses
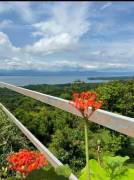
top-left (0, 82), bottom-right (134, 138)
top-left (0, 103), bottom-right (78, 180)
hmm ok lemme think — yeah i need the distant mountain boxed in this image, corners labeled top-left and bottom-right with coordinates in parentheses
top-left (0, 70), bottom-right (133, 77)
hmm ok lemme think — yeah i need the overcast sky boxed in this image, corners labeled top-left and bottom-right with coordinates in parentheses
top-left (0, 1), bottom-right (134, 72)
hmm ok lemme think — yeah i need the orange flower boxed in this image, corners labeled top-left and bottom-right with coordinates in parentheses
top-left (70, 91), bottom-right (102, 118)
top-left (94, 101), bottom-right (102, 110)
top-left (7, 149), bottom-right (48, 176)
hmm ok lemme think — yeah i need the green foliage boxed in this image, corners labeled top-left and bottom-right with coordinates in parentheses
top-left (0, 108), bottom-right (31, 179)
top-left (79, 156), bottom-right (134, 180)
top-left (49, 126), bottom-right (85, 173)
top-left (96, 79), bottom-right (134, 159)
top-left (103, 156), bottom-right (129, 179)
top-left (15, 103), bottom-right (53, 146)
top-left (89, 129), bottom-right (126, 158)
top-left (79, 159), bottom-right (108, 180)
top-left (1, 165), bottom-right (70, 180)
top-left (55, 165), bottom-right (72, 178)
top-left (0, 167), bottom-right (8, 179)
top-left (25, 167), bottom-right (68, 180)
top-left (0, 78), bottom-right (134, 175)
top-left (0, 108), bottom-right (30, 168)
top-left (96, 79), bottom-right (134, 117)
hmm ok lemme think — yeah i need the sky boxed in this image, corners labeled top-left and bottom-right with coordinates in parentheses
top-left (0, 1), bottom-right (134, 73)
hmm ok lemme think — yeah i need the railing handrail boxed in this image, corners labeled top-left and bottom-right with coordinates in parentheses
top-left (0, 103), bottom-right (78, 180)
top-left (0, 81), bottom-right (134, 138)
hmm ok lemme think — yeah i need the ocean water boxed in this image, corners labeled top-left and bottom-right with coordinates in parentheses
top-left (0, 75), bottom-right (107, 86)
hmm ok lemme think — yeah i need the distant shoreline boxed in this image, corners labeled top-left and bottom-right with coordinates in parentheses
top-left (0, 75), bottom-right (133, 86)
top-left (0, 74), bottom-right (133, 78)
top-left (88, 75), bottom-right (133, 80)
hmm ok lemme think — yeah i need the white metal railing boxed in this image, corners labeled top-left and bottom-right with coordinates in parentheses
top-left (0, 103), bottom-right (77, 180)
top-left (0, 82), bottom-right (134, 137)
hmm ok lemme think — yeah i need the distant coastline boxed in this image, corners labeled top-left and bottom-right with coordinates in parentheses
top-left (0, 75), bottom-right (107, 86)
top-left (0, 70), bottom-right (134, 77)
top-left (88, 75), bottom-right (133, 80)
top-left (0, 74), bottom-right (133, 86)
top-left (0, 70), bottom-right (133, 86)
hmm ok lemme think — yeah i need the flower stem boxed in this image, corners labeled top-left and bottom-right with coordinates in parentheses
top-left (97, 145), bottom-right (101, 165)
top-left (84, 119), bottom-right (90, 180)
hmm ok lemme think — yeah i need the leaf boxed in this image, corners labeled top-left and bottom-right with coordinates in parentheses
top-left (55, 165), bottom-right (72, 178)
top-left (103, 156), bottom-right (129, 168)
top-left (119, 168), bottom-right (134, 180)
top-left (79, 159), bottom-right (109, 180)
top-left (102, 156), bottom-right (130, 179)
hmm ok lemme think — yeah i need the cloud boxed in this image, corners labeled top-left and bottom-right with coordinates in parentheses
top-left (0, 2), bottom-right (134, 73)
top-left (0, 31), bottom-right (31, 70)
top-left (0, 53), bottom-right (97, 71)
top-left (26, 33), bottom-right (77, 54)
top-left (15, 2), bottom-right (35, 23)
top-left (0, 32), bottom-right (20, 53)
top-left (0, 19), bottom-right (13, 29)
top-left (78, 39), bottom-right (134, 72)
top-left (0, 30), bottom-right (134, 72)
top-left (100, 2), bottom-right (112, 10)
top-left (0, 2), bottom-right (35, 23)
top-left (27, 2), bottom-right (90, 54)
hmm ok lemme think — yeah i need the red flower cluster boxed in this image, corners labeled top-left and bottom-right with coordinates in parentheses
top-left (70, 91), bottom-right (102, 117)
top-left (7, 149), bottom-right (48, 176)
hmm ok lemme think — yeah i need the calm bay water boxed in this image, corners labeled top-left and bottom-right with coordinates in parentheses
top-left (0, 75), bottom-right (107, 86)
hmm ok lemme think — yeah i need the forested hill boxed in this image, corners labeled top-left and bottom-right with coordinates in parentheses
top-left (0, 78), bottom-right (134, 175)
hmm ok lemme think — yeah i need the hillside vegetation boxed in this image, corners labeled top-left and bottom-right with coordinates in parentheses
top-left (0, 78), bottom-right (134, 175)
